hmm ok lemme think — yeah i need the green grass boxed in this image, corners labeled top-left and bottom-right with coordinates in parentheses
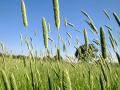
top-left (0, 56), bottom-right (120, 90)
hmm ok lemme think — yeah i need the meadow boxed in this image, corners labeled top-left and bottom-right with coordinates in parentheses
top-left (0, 0), bottom-right (120, 90)
top-left (0, 56), bottom-right (120, 90)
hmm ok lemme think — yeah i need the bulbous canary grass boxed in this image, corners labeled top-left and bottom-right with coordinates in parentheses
top-left (115, 51), bottom-right (120, 64)
top-left (0, 41), bottom-right (4, 51)
top-left (57, 48), bottom-right (60, 60)
top-left (62, 69), bottom-right (72, 90)
top-left (53, 0), bottom-right (60, 30)
top-left (113, 12), bottom-right (120, 26)
top-left (100, 61), bottom-right (110, 89)
top-left (42, 17), bottom-right (48, 49)
top-left (81, 10), bottom-right (92, 21)
top-left (1, 0), bottom-right (120, 89)
top-left (21, 0), bottom-right (28, 28)
top-left (47, 73), bottom-right (52, 90)
top-left (25, 36), bottom-right (29, 50)
top-left (93, 39), bottom-right (100, 46)
top-left (64, 19), bottom-right (80, 32)
top-left (103, 10), bottom-right (111, 20)
top-left (10, 73), bottom-right (17, 90)
top-left (104, 25), bottom-right (112, 31)
top-left (108, 28), bottom-right (118, 51)
top-left (25, 72), bottom-right (32, 90)
top-left (66, 32), bottom-right (72, 39)
top-left (88, 70), bottom-right (94, 90)
top-left (47, 23), bottom-right (51, 32)
top-left (99, 74), bottom-right (105, 90)
top-left (67, 22), bottom-right (75, 29)
top-left (86, 20), bottom-right (98, 34)
top-left (36, 69), bottom-right (43, 89)
top-left (100, 27), bottom-right (107, 59)
top-left (64, 18), bottom-right (68, 27)
top-left (81, 11), bottom-right (98, 34)
top-left (61, 38), bottom-right (66, 52)
top-left (1, 70), bottom-right (11, 90)
top-left (63, 43), bottom-right (66, 52)
top-left (0, 42), bottom-right (5, 63)
top-left (83, 29), bottom-right (89, 50)
top-left (19, 32), bottom-right (23, 46)
top-left (48, 37), bottom-right (54, 42)
top-left (108, 31), bottom-right (116, 51)
top-left (108, 29), bottom-right (114, 42)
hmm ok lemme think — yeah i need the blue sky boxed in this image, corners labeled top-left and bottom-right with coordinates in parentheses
top-left (0, 0), bottom-right (120, 57)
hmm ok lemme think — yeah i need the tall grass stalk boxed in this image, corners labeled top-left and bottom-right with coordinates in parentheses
top-left (21, 0), bottom-right (28, 27)
top-left (83, 29), bottom-right (89, 50)
top-left (86, 20), bottom-right (98, 34)
top-left (100, 27), bottom-right (107, 59)
top-left (62, 69), bottom-right (72, 90)
top-left (103, 10), bottom-right (111, 20)
top-left (115, 51), bottom-right (120, 64)
top-left (53, 0), bottom-right (60, 30)
top-left (1, 70), bottom-right (11, 90)
top-left (10, 73), bottom-right (17, 90)
top-left (42, 17), bottom-right (48, 49)
top-left (0, 42), bottom-right (5, 64)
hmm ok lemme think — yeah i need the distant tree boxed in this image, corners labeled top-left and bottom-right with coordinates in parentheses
top-left (75, 44), bottom-right (98, 62)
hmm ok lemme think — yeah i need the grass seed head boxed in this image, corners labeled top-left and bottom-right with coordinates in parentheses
top-left (83, 29), bottom-right (89, 50)
top-left (42, 17), bottom-right (48, 49)
top-left (113, 12), bottom-right (120, 26)
top-left (103, 10), bottom-right (111, 20)
top-left (100, 27), bottom-right (107, 59)
top-left (53, 0), bottom-right (60, 30)
top-left (21, 0), bottom-right (28, 28)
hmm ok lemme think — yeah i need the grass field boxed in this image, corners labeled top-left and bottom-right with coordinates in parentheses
top-left (0, 56), bottom-right (120, 90)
